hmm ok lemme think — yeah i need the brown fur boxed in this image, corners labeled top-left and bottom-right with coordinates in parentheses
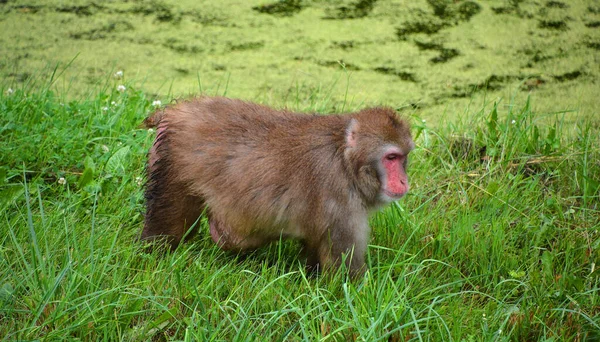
top-left (142, 96), bottom-right (413, 276)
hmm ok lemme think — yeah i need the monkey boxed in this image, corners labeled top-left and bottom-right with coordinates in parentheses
top-left (141, 96), bottom-right (413, 276)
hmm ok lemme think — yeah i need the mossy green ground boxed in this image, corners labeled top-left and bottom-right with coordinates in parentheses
top-left (1, 0), bottom-right (598, 120)
top-left (1, 0), bottom-right (599, 340)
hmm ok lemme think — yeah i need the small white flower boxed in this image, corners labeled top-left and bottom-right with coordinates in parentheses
top-left (117, 85), bottom-right (126, 92)
top-left (6, 88), bottom-right (14, 95)
top-left (421, 119), bottom-right (426, 123)
top-left (511, 120), bottom-right (516, 124)
top-left (498, 329), bottom-right (502, 335)
top-left (101, 145), bottom-right (109, 153)
top-left (135, 176), bottom-right (143, 186)
top-left (152, 100), bottom-right (162, 107)
top-left (111, 101), bottom-right (117, 106)
top-left (148, 128), bottom-right (155, 133)
top-left (58, 177), bottom-right (66, 185)
top-left (102, 106), bottom-right (109, 111)
top-left (114, 70), bottom-right (124, 79)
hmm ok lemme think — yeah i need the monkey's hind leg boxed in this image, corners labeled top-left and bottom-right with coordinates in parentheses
top-left (142, 194), bottom-right (205, 250)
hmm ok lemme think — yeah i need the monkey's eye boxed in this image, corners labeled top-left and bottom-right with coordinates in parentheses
top-left (385, 154), bottom-right (400, 161)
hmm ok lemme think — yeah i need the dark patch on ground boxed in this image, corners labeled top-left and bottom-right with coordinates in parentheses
top-left (53, 1), bottom-right (226, 26)
top-left (589, 6), bottom-right (600, 14)
top-left (318, 60), bottom-right (361, 71)
top-left (526, 49), bottom-right (553, 64)
top-left (427, 0), bottom-right (453, 18)
top-left (456, 1), bottom-right (482, 21)
top-left (56, 2), bottom-right (104, 16)
top-left (451, 74), bottom-right (517, 98)
top-left (331, 40), bottom-right (355, 50)
top-left (9, 0), bottom-right (226, 27)
top-left (174, 67), bottom-right (190, 75)
top-left (253, 0), bottom-right (303, 17)
top-left (11, 5), bottom-right (43, 14)
top-left (585, 39), bottom-right (600, 50)
top-left (162, 38), bottom-right (203, 54)
top-left (491, 5), bottom-right (513, 15)
top-left (414, 38), bottom-right (460, 64)
top-left (227, 41), bottom-right (264, 51)
top-left (373, 67), bottom-right (417, 82)
top-left (430, 48), bottom-right (460, 63)
top-left (427, 0), bottom-right (481, 21)
top-left (7, 72), bottom-right (31, 82)
top-left (538, 17), bottom-right (570, 30)
top-left (185, 9), bottom-right (229, 26)
top-left (70, 20), bottom-right (135, 40)
top-left (131, 0), bottom-right (181, 23)
top-left (396, 10), bottom-right (446, 38)
top-left (396, 1), bottom-right (481, 39)
top-left (519, 47), bottom-right (556, 67)
top-left (451, 74), bottom-right (549, 98)
top-left (10, 53), bottom-right (30, 62)
top-left (449, 87), bottom-right (473, 99)
top-left (546, 1), bottom-right (568, 9)
top-left (585, 21), bottom-right (600, 28)
top-left (552, 70), bottom-right (582, 82)
top-left (491, 1), bottom-right (535, 18)
top-left (324, 0), bottom-right (378, 20)
top-left (413, 38), bottom-right (443, 51)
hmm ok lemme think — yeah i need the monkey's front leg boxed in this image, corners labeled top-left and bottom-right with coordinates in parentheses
top-left (313, 221), bottom-right (371, 277)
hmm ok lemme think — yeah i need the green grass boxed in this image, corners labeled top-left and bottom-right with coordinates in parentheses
top-left (0, 71), bottom-right (599, 340)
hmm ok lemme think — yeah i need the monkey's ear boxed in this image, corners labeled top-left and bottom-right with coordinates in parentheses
top-left (345, 119), bottom-right (359, 148)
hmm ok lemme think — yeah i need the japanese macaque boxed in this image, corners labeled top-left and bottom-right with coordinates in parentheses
top-left (142, 97), bottom-right (413, 276)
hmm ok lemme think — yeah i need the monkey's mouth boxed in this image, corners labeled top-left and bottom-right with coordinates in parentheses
top-left (383, 189), bottom-right (406, 199)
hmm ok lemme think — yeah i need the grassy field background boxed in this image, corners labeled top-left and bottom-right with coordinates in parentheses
top-left (1, 0), bottom-right (599, 119)
top-left (1, 0), bottom-right (599, 340)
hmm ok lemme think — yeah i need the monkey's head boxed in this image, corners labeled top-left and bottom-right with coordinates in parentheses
top-left (344, 108), bottom-right (414, 207)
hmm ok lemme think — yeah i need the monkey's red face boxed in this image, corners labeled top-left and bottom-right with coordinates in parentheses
top-left (382, 150), bottom-right (408, 198)
top-left (379, 146), bottom-right (410, 203)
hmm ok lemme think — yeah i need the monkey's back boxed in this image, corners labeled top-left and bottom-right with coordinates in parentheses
top-left (154, 97), bottom-right (355, 239)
